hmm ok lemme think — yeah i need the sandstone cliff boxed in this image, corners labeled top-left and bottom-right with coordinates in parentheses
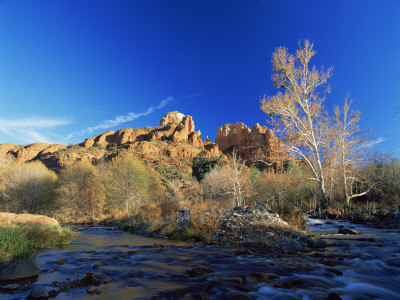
top-left (0, 112), bottom-right (222, 181)
top-left (215, 122), bottom-right (289, 171)
top-left (0, 113), bottom-right (288, 178)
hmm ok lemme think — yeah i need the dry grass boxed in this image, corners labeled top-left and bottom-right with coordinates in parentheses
top-left (272, 203), bottom-right (307, 231)
top-left (186, 200), bottom-right (223, 234)
top-left (137, 202), bottom-right (162, 220)
top-left (160, 199), bottom-right (180, 217)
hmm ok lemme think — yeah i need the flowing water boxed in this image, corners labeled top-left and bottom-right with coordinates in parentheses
top-left (1, 221), bottom-right (400, 299)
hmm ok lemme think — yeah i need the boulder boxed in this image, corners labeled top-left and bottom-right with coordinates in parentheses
top-left (0, 259), bottom-right (39, 283)
top-left (28, 285), bottom-right (49, 299)
top-left (338, 228), bottom-right (358, 235)
top-left (160, 111), bottom-right (186, 127)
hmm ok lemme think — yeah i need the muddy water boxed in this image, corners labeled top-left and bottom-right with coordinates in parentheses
top-left (1, 223), bottom-right (400, 299)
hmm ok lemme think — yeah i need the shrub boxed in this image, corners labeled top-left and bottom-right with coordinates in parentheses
top-left (202, 153), bottom-right (251, 208)
top-left (362, 155), bottom-right (400, 209)
top-left (250, 168), bottom-right (316, 211)
top-left (0, 161), bottom-right (57, 215)
top-left (192, 156), bottom-right (223, 181)
top-left (57, 160), bottom-right (105, 221)
top-left (273, 203), bottom-right (307, 230)
top-left (104, 154), bottom-right (163, 215)
top-left (160, 199), bottom-right (180, 217)
top-left (137, 202), bottom-right (162, 220)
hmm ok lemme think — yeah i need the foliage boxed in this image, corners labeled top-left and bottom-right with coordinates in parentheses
top-left (166, 226), bottom-right (210, 242)
top-left (261, 40), bottom-right (332, 208)
top-left (326, 97), bottom-right (372, 205)
top-left (57, 160), bottom-right (105, 220)
top-left (362, 153), bottom-right (400, 209)
top-left (153, 163), bottom-right (191, 182)
top-left (0, 225), bottom-right (31, 264)
top-left (192, 156), bottom-right (223, 181)
top-left (261, 40), bottom-right (378, 209)
top-left (0, 224), bottom-right (75, 264)
top-left (250, 167), bottom-right (316, 211)
top-left (104, 154), bottom-right (163, 214)
top-left (0, 161), bottom-right (58, 215)
top-left (202, 152), bottom-right (251, 207)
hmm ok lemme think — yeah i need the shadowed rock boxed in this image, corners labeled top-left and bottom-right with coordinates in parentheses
top-left (0, 259), bottom-right (39, 283)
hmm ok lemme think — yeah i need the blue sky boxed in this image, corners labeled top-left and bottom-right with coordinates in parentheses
top-left (0, 0), bottom-right (399, 155)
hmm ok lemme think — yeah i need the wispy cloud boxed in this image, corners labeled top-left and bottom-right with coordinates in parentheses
top-left (0, 117), bottom-right (73, 144)
top-left (366, 137), bottom-right (386, 147)
top-left (64, 96), bottom-right (175, 142)
top-left (156, 96), bottom-right (174, 109)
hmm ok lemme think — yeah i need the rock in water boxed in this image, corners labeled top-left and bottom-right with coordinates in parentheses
top-left (326, 292), bottom-right (342, 300)
top-left (338, 228), bottom-right (358, 235)
top-left (0, 259), bottom-right (39, 283)
top-left (225, 291), bottom-right (254, 300)
top-left (28, 285), bottom-right (49, 299)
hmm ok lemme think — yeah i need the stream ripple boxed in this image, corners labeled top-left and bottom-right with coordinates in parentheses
top-left (1, 221), bottom-right (400, 299)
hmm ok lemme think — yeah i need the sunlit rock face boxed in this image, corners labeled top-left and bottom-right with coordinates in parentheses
top-left (160, 111), bottom-right (186, 127)
top-left (0, 111), bottom-right (222, 172)
top-left (215, 122), bottom-right (289, 171)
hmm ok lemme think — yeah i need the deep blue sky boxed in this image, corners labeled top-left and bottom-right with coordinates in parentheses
top-left (0, 0), bottom-right (399, 155)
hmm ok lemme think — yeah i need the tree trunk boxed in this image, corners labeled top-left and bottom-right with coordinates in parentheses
top-left (318, 178), bottom-right (328, 209)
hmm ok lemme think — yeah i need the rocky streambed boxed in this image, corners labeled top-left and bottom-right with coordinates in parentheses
top-left (1, 221), bottom-right (400, 299)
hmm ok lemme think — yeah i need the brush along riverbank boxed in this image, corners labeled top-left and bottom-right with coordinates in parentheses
top-left (118, 205), bottom-right (326, 253)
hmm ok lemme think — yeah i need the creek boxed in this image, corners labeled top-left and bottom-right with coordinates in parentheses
top-left (1, 220), bottom-right (400, 300)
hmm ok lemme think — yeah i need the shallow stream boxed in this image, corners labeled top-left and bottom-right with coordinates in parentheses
top-left (1, 220), bottom-right (400, 299)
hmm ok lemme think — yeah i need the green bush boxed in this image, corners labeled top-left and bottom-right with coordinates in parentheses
top-left (57, 160), bottom-right (105, 220)
top-left (0, 224), bottom-right (76, 264)
top-left (104, 154), bottom-right (163, 214)
top-left (192, 156), bottom-right (223, 181)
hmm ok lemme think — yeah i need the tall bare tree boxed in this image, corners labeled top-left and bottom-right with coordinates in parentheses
top-left (202, 152), bottom-right (251, 207)
top-left (261, 40), bottom-right (333, 208)
top-left (330, 97), bottom-right (373, 205)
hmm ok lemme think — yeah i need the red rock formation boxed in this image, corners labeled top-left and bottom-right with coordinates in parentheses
top-left (188, 131), bottom-right (202, 147)
top-left (215, 123), bottom-right (250, 153)
top-left (203, 142), bottom-right (221, 157)
top-left (160, 111), bottom-right (185, 127)
top-left (0, 112), bottom-right (222, 171)
top-left (215, 122), bottom-right (288, 170)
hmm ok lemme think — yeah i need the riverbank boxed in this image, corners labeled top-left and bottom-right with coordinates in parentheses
top-left (0, 224), bottom-right (76, 266)
top-left (0, 213), bottom-right (76, 266)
